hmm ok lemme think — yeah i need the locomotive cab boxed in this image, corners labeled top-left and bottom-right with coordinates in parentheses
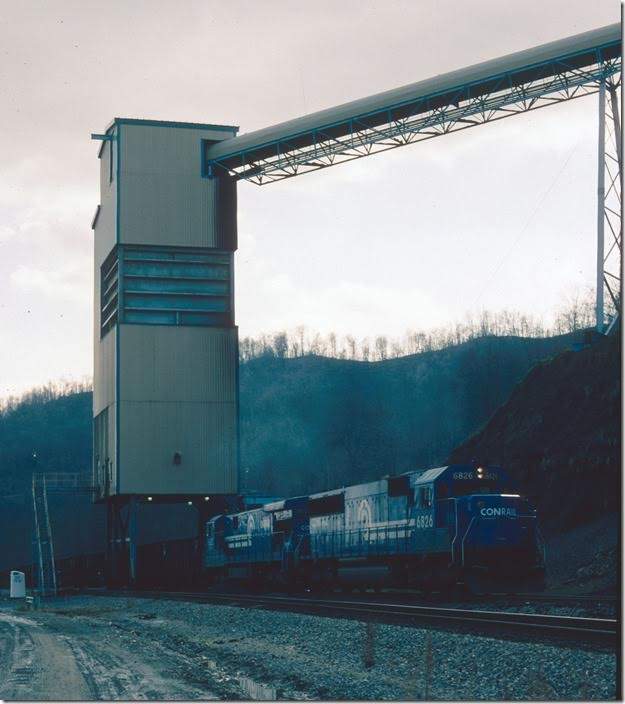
top-left (426, 465), bottom-right (546, 593)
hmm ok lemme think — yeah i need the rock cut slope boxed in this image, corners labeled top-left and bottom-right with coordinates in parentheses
top-left (448, 334), bottom-right (620, 532)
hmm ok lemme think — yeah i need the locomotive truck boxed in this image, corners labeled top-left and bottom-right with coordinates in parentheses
top-left (204, 464), bottom-right (546, 595)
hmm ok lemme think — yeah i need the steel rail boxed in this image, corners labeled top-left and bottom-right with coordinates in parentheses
top-left (374, 589), bottom-right (618, 607)
top-left (498, 592), bottom-right (618, 605)
top-left (87, 589), bottom-right (617, 649)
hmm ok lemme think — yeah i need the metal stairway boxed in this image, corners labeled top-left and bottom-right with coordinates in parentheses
top-left (31, 474), bottom-right (57, 596)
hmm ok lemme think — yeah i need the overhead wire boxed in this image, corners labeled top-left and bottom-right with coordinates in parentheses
top-left (469, 138), bottom-right (582, 312)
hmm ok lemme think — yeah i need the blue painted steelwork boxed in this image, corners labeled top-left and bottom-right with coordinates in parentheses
top-left (205, 28), bottom-right (621, 184)
top-left (115, 124), bottom-right (121, 497)
top-left (110, 117), bottom-right (239, 133)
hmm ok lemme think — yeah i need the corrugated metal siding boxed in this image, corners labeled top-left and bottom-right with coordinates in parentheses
top-left (119, 399), bottom-right (237, 494)
top-left (94, 133), bottom-right (117, 265)
top-left (117, 325), bottom-right (238, 495)
top-left (93, 123), bottom-right (118, 415)
top-left (93, 327), bottom-right (116, 413)
top-left (92, 406), bottom-right (116, 499)
top-left (119, 124), bottom-right (237, 250)
top-left (205, 173), bottom-right (237, 250)
top-left (118, 325), bottom-right (237, 403)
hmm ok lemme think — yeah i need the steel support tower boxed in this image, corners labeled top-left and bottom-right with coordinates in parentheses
top-left (597, 76), bottom-right (622, 332)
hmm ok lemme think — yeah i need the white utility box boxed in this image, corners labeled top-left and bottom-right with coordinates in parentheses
top-left (10, 570), bottom-right (26, 598)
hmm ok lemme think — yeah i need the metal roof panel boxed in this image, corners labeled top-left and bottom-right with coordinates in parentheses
top-left (206, 22), bottom-right (620, 164)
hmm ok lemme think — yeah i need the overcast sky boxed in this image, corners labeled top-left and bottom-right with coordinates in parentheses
top-left (0, 0), bottom-right (620, 399)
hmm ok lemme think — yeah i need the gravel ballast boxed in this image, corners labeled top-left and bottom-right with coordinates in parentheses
top-left (0, 595), bottom-right (617, 700)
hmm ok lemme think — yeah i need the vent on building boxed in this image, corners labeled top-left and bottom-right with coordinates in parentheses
top-left (100, 245), bottom-right (232, 336)
top-left (101, 250), bottom-right (119, 337)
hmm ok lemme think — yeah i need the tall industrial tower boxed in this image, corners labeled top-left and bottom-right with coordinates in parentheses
top-left (91, 118), bottom-right (240, 583)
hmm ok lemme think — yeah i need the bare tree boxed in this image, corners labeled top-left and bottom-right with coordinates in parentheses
top-left (273, 331), bottom-right (289, 358)
top-left (374, 335), bottom-right (388, 361)
top-left (234, 288), bottom-right (594, 365)
top-left (328, 332), bottom-right (337, 358)
top-left (309, 333), bottom-right (327, 356)
top-left (390, 340), bottom-right (403, 358)
top-left (361, 338), bottom-right (370, 362)
top-left (296, 325), bottom-right (306, 356)
top-left (346, 335), bottom-right (357, 360)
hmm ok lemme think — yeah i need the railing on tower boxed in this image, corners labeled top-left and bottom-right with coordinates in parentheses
top-left (31, 472), bottom-right (96, 596)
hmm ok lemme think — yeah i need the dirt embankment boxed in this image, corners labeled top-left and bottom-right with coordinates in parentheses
top-left (545, 513), bottom-right (619, 594)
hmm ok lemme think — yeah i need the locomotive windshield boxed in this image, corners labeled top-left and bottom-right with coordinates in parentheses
top-left (450, 481), bottom-right (498, 496)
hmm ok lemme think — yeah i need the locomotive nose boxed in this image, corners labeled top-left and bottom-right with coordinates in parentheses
top-left (463, 495), bottom-right (542, 575)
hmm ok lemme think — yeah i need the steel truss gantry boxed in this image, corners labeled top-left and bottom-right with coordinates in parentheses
top-left (207, 53), bottom-right (620, 186)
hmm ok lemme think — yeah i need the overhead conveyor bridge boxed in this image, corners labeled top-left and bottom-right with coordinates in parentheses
top-left (204, 23), bottom-right (621, 185)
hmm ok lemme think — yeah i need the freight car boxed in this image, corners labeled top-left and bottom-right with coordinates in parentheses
top-left (204, 464), bottom-right (546, 595)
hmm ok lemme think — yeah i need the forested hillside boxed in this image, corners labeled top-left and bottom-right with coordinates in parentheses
top-left (239, 333), bottom-right (578, 495)
top-left (0, 330), bottom-right (606, 570)
top-left (0, 333), bottom-right (577, 500)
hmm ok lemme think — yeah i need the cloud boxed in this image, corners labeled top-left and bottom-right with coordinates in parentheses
top-left (0, 0), bottom-right (617, 400)
top-left (10, 263), bottom-right (91, 305)
top-left (237, 273), bottom-right (448, 339)
top-left (0, 225), bottom-right (16, 244)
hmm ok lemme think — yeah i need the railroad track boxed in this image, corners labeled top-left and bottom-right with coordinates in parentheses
top-left (361, 588), bottom-right (618, 608)
top-left (481, 592), bottom-right (618, 605)
top-left (88, 589), bottom-right (617, 649)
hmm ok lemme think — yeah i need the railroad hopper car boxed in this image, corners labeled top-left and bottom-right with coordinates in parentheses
top-left (204, 464), bottom-right (546, 594)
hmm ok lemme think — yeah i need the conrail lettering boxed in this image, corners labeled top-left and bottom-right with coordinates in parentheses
top-left (480, 507), bottom-right (517, 518)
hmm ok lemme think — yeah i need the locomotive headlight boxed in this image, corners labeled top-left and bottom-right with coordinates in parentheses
top-left (477, 467), bottom-right (484, 478)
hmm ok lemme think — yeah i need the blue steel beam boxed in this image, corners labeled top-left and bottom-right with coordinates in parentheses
top-left (205, 26), bottom-right (621, 185)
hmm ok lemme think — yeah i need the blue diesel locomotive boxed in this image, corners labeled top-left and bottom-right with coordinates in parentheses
top-left (204, 464), bottom-right (546, 594)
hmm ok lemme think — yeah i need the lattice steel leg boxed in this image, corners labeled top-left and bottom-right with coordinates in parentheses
top-left (597, 79), bottom-right (606, 331)
top-left (597, 76), bottom-right (622, 333)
